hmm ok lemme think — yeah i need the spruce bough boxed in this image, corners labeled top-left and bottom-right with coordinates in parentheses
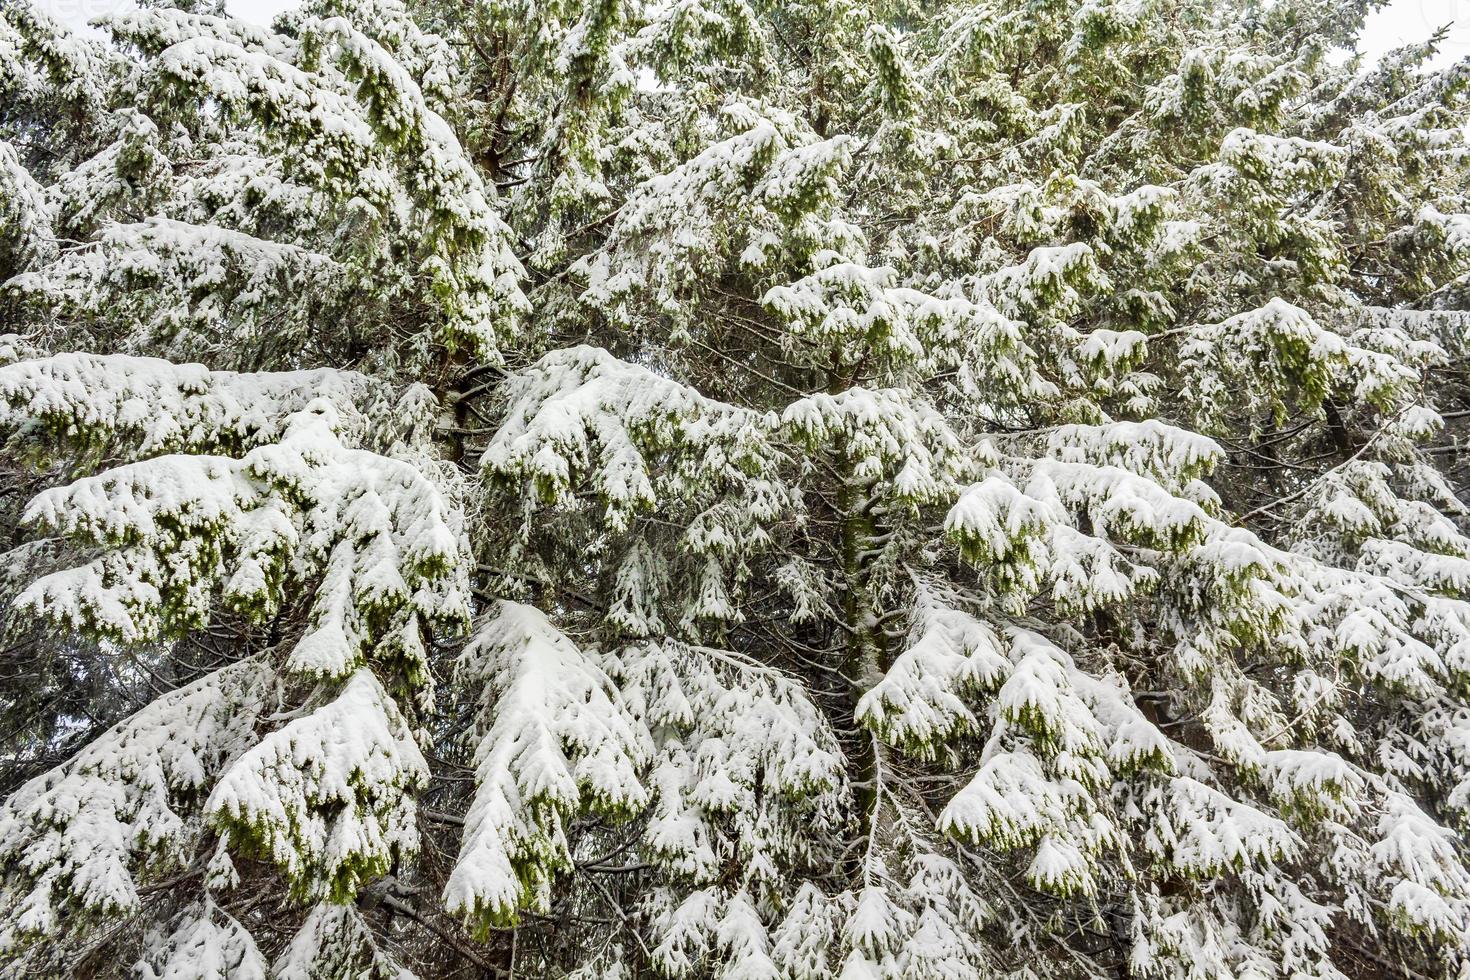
top-left (2, 0), bottom-right (1470, 975)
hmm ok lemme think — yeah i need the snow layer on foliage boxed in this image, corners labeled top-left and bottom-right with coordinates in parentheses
top-left (251, 407), bottom-right (466, 679)
top-left (984, 242), bottom-right (1107, 321)
top-left (943, 459), bottom-right (1184, 611)
top-left (939, 746), bottom-right (1071, 851)
top-left (577, 100), bottom-right (855, 322)
top-left (1181, 298), bottom-right (1440, 418)
top-left (761, 257), bottom-right (1019, 375)
top-left (207, 669), bottom-right (428, 902)
top-left (40, 108), bottom-right (169, 237)
top-left (6, 216), bottom-right (343, 354)
top-left (303, 13), bottom-right (530, 350)
top-left (1217, 128), bottom-right (1347, 190)
top-left (1031, 458), bottom-right (1210, 548)
top-left (0, 352), bottom-right (374, 457)
top-left (9, 361), bottom-right (466, 684)
top-left (121, 5), bottom-right (526, 355)
top-left (0, 139), bottom-right (55, 266)
top-left (0, 350), bottom-right (468, 950)
top-left (616, 640), bottom-right (849, 887)
top-left (614, 106), bottom-right (822, 238)
top-left (482, 345), bottom-right (782, 530)
top-left (1045, 421), bottom-right (1222, 485)
top-left (1140, 777), bottom-right (1298, 877)
top-left (932, 625), bottom-right (1174, 896)
top-left (8, 0), bottom-right (1470, 973)
top-left (0, 660), bottom-right (272, 945)
top-left (273, 902), bottom-right (417, 980)
top-left (0, 1), bottom-right (114, 110)
top-left (136, 901), bottom-right (269, 980)
top-left (484, 356), bottom-right (984, 594)
top-left (101, 6), bottom-right (289, 58)
top-left (783, 387), bottom-right (975, 504)
top-left (855, 588), bottom-right (1009, 754)
top-left (1371, 791), bottom-right (1470, 939)
top-left (153, 38), bottom-right (377, 177)
top-left (445, 601), bottom-right (650, 924)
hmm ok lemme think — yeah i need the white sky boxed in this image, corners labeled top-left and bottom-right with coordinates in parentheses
top-left (33, 0), bottom-right (1470, 68)
top-left (1360, 0), bottom-right (1470, 65)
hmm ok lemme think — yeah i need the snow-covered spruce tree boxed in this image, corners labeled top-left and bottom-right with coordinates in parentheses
top-left (4, 0), bottom-right (1470, 976)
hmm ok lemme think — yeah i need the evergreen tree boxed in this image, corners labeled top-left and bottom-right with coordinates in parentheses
top-left (3, 0), bottom-right (1470, 975)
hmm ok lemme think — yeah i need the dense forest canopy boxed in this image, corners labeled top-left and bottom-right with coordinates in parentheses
top-left (3, 0), bottom-right (1470, 976)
